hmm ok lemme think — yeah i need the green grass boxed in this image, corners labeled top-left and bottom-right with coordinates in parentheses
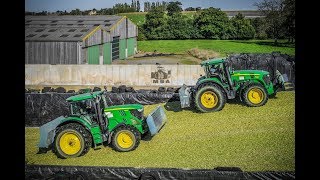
top-left (25, 91), bottom-right (294, 171)
top-left (138, 40), bottom-right (295, 56)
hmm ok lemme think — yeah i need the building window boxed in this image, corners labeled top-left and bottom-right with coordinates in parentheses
top-left (67, 24), bottom-right (73, 26)
top-left (78, 24), bottom-right (84, 25)
top-left (77, 20), bottom-right (84, 23)
top-left (26, 20), bottom-right (32, 23)
top-left (81, 29), bottom-right (89, 32)
top-left (51, 20), bottom-right (58, 23)
top-left (51, 24), bottom-right (57, 26)
top-left (60, 34), bottom-right (69, 37)
top-left (35, 29), bottom-right (44, 32)
top-left (68, 29), bottom-right (76, 32)
top-left (94, 24), bottom-right (100, 26)
top-left (104, 20), bottom-right (110, 22)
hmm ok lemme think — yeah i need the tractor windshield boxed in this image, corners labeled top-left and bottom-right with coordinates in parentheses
top-left (70, 100), bottom-right (94, 116)
top-left (204, 64), bottom-right (223, 78)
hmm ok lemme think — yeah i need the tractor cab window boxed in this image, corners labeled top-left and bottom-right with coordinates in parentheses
top-left (206, 64), bottom-right (223, 77)
top-left (70, 100), bottom-right (95, 115)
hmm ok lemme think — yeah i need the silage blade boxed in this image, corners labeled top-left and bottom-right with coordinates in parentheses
top-left (146, 106), bottom-right (167, 136)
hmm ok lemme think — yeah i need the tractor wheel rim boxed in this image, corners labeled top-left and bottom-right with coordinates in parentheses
top-left (59, 132), bottom-right (81, 155)
top-left (117, 132), bottom-right (134, 149)
top-left (201, 91), bottom-right (218, 108)
top-left (248, 88), bottom-right (264, 104)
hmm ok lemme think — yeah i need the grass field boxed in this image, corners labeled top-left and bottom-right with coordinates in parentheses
top-left (25, 91), bottom-right (295, 171)
top-left (138, 40), bottom-right (295, 56)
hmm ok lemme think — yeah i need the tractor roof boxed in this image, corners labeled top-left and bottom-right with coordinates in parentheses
top-left (66, 91), bottom-right (103, 102)
top-left (104, 104), bottom-right (143, 111)
top-left (200, 58), bottom-right (226, 66)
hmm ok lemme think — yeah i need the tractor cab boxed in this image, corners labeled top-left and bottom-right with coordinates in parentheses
top-left (200, 58), bottom-right (236, 98)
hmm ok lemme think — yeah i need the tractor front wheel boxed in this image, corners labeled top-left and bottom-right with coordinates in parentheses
top-left (53, 123), bottom-right (92, 159)
top-left (242, 83), bottom-right (268, 107)
top-left (112, 126), bottom-right (141, 152)
top-left (195, 85), bottom-right (226, 113)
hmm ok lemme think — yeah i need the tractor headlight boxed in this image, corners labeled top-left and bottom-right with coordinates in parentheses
top-left (105, 112), bottom-right (113, 118)
top-left (263, 74), bottom-right (271, 85)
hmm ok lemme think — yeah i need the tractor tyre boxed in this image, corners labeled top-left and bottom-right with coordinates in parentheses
top-left (242, 83), bottom-right (268, 107)
top-left (111, 126), bottom-right (141, 152)
top-left (194, 85), bottom-right (226, 113)
top-left (53, 123), bottom-right (92, 159)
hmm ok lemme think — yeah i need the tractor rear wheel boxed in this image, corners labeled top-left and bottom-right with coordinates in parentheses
top-left (242, 83), bottom-right (268, 107)
top-left (195, 85), bottom-right (226, 113)
top-left (53, 123), bottom-right (92, 159)
top-left (112, 126), bottom-right (141, 152)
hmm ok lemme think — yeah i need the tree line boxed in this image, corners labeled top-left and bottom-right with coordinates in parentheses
top-left (140, 0), bottom-right (295, 43)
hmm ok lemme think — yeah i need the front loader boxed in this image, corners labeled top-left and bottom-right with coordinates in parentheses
top-left (38, 90), bottom-right (167, 158)
top-left (179, 58), bottom-right (287, 113)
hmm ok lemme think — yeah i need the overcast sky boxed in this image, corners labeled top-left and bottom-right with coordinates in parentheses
top-left (25, 0), bottom-right (263, 12)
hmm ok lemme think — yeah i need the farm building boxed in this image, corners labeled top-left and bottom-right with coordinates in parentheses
top-left (25, 16), bottom-right (138, 64)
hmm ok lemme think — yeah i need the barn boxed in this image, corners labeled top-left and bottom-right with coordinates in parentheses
top-left (25, 16), bottom-right (138, 64)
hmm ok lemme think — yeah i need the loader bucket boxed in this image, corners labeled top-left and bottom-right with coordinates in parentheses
top-left (178, 85), bottom-right (192, 108)
top-left (146, 106), bottom-right (167, 136)
top-left (38, 116), bottom-right (65, 149)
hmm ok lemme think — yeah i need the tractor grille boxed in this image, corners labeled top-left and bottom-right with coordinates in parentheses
top-left (263, 74), bottom-right (271, 85)
top-left (130, 109), bottom-right (143, 120)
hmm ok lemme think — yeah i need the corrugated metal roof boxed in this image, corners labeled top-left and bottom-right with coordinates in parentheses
top-left (25, 15), bottom-right (123, 42)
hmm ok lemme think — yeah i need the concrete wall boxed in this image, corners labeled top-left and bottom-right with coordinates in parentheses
top-left (25, 65), bottom-right (205, 87)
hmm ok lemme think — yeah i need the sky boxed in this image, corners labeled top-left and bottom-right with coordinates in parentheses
top-left (25, 0), bottom-right (263, 12)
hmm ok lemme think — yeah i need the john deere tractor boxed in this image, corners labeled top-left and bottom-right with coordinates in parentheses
top-left (38, 90), bottom-right (167, 158)
top-left (179, 58), bottom-right (286, 113)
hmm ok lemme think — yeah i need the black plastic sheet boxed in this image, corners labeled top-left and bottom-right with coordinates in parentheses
top-left (25, 92), bottom-right (179, 127)
top-left (226, 52), bottom-right (295, 84)
top-left (25, 165), bottom-right (295, 180)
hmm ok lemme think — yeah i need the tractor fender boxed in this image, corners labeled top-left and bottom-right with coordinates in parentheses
top-left (107, 123), bottom-right (127, 144)
top-left (38, 116), bottom-right (92, 149)
top-left (195, 81), bottom-right (227, 96)
top-left (59, 117), bottom-right (92, 134)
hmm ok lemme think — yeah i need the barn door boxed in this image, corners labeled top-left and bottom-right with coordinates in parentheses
top-left (111, 36), bottom-right (120, 60)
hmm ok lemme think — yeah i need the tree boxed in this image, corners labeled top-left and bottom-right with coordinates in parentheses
top-left (185, 7), bottom-right (195, 11)
top-left (251, 18), bottom-right (268, 39)
top-left (137, 0), bottom-right (141, 12)
top-left (143, 7), bottom-right (167, 39)
top-left (283, 0), bottom-right (295, 42)
top-left (166, 1), bottom-right (182, 16)
top-left (254, 0), bottom-right (287, 44)
top-left (70, 9), bottom-right (81, 15)
top-left (194, 7), bottom-right (231, 39)
top-left (230, 13), bottom-right (256, 39)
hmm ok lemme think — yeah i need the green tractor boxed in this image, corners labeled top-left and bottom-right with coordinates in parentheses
top-left (179, 58), bottom-right (286, 112)
top-left (38, 90), bottom-right (167, 158)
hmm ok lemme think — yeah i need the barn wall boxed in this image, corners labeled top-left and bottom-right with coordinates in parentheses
top-left (25, 65), bottom-right (204, 86)
top-left (25, 42), bottom-right (78, 64)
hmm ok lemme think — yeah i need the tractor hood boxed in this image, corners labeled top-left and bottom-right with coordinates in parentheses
top-left (66, 91), bottom-right (104, 102)
top-left (104, 104), bottom-right (143, 112)
top-left (232, 70), bottom-right (270, 76)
